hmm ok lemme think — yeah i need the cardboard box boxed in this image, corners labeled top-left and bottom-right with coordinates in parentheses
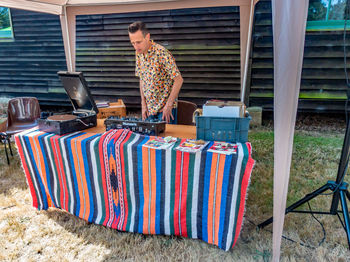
top-left (202, 101), bottom-right (246, 118)
top-left (97, 99), bottom-right (127, 119)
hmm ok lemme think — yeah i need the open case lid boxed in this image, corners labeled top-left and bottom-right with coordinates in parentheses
top-left (58, 71), bottom-right (98, 114)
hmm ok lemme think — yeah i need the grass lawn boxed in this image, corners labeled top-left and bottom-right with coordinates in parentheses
top-left (1, 122), bottom-right (350, 261)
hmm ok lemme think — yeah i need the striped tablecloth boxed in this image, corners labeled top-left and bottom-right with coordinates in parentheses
top-left (15, 128), bottom-right (254, 251)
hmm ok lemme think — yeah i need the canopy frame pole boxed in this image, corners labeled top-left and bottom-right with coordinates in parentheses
top-left (240, 0), bottom-right (255, 103)
top-left (60, 6), bottom-right (76, 72)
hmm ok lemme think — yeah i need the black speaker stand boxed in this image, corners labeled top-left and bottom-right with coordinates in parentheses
top-left (258, 115), bottom-right (350, 249)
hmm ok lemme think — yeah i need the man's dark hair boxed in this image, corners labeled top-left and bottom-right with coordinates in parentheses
top-left (128, 21), bottom-right (149, 36)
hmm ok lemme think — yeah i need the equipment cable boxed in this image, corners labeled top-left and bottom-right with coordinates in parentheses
top-left (247, 218), bottom-right (316, 249)
top-left (248, 201), bottom-right (326, 249)
top-left (282, 0), bottom-right (350, 247)
top-left (321, 0), bottom-right (350, 196)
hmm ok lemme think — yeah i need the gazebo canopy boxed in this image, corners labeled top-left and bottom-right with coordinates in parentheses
top-left (0, 1), bottom-right (310, 261)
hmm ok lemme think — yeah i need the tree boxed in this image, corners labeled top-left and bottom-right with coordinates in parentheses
top-left (0, 8), bottom-right (10, 30)
top-left (308, 0), bottom-right (328, 21)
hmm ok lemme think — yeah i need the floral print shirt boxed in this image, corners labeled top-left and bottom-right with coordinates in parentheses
top-left (135, 40), bottom-right (180, 116)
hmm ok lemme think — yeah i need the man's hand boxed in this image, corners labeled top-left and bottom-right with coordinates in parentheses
top-left (142, 103), bottom-right (148, 120)
top-left (161, 104), bottom-right (174, 123)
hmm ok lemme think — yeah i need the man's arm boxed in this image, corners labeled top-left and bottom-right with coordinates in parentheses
top-left (140, 80), bottom-right (148, 120)
top-left (161, 74), bottom-right (183, 123)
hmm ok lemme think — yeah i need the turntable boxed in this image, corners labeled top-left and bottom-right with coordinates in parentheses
top-left (38, 71), bottom-right (99, 135)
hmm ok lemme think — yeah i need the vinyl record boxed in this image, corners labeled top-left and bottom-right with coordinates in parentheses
top-left (47, 114), bottom-right (77, 121)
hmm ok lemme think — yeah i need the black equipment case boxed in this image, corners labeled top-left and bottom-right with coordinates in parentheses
top-left (38, 71), bottom-right (99, 135)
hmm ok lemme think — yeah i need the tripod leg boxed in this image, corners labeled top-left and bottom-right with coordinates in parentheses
top-left (339, 190), bottom-right (350, 249)
top-left (258, 183), bottom-right (332, 228)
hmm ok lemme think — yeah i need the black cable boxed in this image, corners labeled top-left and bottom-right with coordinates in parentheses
top-left (342, 0), bottom-right (350, 184)
top-left (321, 0), bottom-right (350, 197)
top-left (344, 0), bottom-right (350, 102)
top-left (307, 202), bottom-right (326, 246)
top-left (247, 218), bottom-right (316, 249)
top-left (340, 0), bottom-right (350, 188)
top-left (248, 201), bottom-right (328, 249)
top-left (250, 1), bottom-right (350, 251)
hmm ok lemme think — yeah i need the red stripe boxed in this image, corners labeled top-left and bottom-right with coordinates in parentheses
top-left (50, 135), bottom-right (65, 208)
top-left (114, 216), bottom-right (120, 229)
top-left (110, 130), bottom-right (123, 229)
top-left (180, 151), bottom-right (189, 237)
top-left (232, 143), bottom-right (255, 247)
top-left (55, 135), bottom-right (70, 211)
top-left (120, 131), bottom-right (132, 231)
top-left (173, 149), bottom-right (182, 236)
top-left (15, 135), bottom-right (39, 209)
top-left (100, 131), bottom-right (110, 226)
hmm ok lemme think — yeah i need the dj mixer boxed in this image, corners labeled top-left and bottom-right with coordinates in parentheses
top-left (104, 116), bottom-right (166, 136)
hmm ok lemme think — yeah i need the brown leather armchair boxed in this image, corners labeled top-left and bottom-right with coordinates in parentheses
top-left (1, 97), bottom-right (40, 164)
top-left (177, 100), bottom-right (197, 125)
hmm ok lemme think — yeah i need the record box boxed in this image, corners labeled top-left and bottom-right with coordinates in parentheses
top-left (38, 71), bottom-right (99, 135)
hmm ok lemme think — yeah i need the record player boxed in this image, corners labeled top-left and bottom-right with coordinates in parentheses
top-left (38, 71), bottom-right (99, 135)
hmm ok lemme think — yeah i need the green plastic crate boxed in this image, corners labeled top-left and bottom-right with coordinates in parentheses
top-left (196, 115), bottom-right (251, 143)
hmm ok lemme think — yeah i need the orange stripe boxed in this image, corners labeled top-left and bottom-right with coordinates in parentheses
top-left (31, 133), bottom-right (54, 207)
top-left (29, 135), bottom-right (43, 182)
top-left (76, 133), bottom-right (92, 221)
top-left (214, 154), bottom-right (226, 246)
top-left (150, 148), bottom-right (157, 234)
top-left (207, 153), bottom-right (218, 244)
top-left (70, 134), bottom-right (87, 218)
top-left (142, 146), bottom-right (149, 233)
top-left (28, 136), bottom-right (39, 172)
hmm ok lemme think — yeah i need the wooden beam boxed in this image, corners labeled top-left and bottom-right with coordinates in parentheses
top-left (60, 7), bottom-right (76, 72)
top-left (0, 0), bottom-right (63, 15)
top-left (67, 0), bottom-right (255, 16)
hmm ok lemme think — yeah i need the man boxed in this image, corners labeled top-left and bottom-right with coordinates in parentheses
top-left (128, 21), bottom-right (183, 124)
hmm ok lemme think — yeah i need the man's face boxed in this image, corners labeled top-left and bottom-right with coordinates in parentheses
top-left (129, 30), bottom-right (150, 54)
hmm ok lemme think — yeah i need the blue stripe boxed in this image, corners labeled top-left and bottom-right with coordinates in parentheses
top-left (137, 136), bottom-right (149, 233)
top-left (86, 135), bottom-right (100, 223)
top-left (159, 148), bottom-right (166, 234)
top-left (155, 149), bottom-right (162, 234)
top-left (81, 134), bottom-right (100, 222)
top-left (24, 135), bottom-right (48, 210)
top-left (131, 136), bottom-right (144, 232)
top-left (221, 151), bottom-right (238, 249)
top-left (65, 133), bottom-right (85, 217)
top-left (197, 145), bottom-right (208, 240)
top-left (202, 151), bottom-right (213, 242)
top-left (37, 133), bottom-right (58, 208)
top-left (218, 154), bottom-right (232, 249)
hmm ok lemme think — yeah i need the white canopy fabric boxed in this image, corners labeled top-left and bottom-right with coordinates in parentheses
top-left (271, 0), bottom-right (309, 260)
top-left (0, 0), bottom-right (309, 260)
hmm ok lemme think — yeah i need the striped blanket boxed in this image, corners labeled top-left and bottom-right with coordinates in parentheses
top-left (15, 128), bottom-right (254, 251)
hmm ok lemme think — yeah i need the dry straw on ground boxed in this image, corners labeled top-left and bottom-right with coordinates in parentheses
top-left (1, 115), bottom-right (350, 261)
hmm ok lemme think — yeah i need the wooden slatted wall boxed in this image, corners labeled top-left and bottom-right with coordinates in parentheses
top-left (0, 7), bottom-right (241, 110)
top-left (0, 9), bottom-right (67, 105)
top-left (250, 0), bottom-right (349, 112)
